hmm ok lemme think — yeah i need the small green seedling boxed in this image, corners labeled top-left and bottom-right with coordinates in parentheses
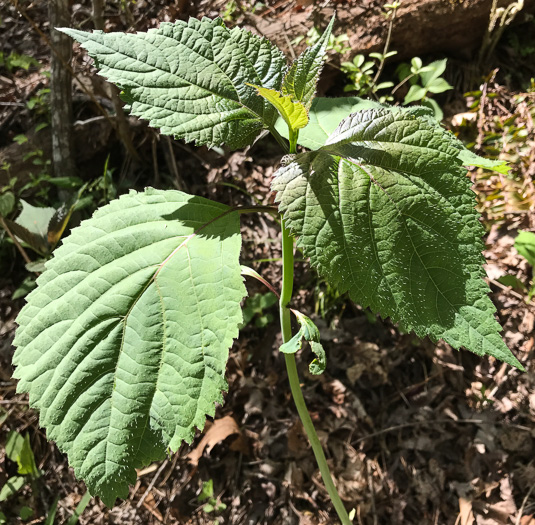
top-left (11, 16), bottom-right (521, 524)
top-left (198, 479), bottom-right (227, 523)
top-left (396, 57), bottom-right (453, 119)
top-left (0, 430), bottom-right (41, 505)
top-left (293, 25), bottom-right (351, 55)
top-left (500, 230), bottom-right (535, 301)
top-left (341, 52), bottom-right (397, 101)
top-left (0, 51), bottom-right (39, 72)
top-left (241, 292), bottom-right (278, 328)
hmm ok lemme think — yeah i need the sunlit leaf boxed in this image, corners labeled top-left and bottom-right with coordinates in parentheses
top-left (61, 18), bottom-right (287, 149)
top-left (273, 108), bottom-right (522, 369)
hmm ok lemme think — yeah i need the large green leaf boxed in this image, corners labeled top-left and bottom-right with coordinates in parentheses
top-left (282, 16), bottom-right (334, 109)
top-left (273, 108), bottom-right (522, 369)
top-left (61, 18), bottom-right (286, 149)
top-left (13, 188), bottom-right (246, 504)
top-left (276, 96), bottom-right (510, 177)
top-left (275, 97), bottom-right (434, 150)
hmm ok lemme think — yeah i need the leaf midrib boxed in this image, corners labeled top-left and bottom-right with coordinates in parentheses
top-left (84, 32), bottom-right (272, 126)
top-left (343, 158), bottom-right (457, 327)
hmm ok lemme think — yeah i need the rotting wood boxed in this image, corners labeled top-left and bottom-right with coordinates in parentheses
top-left (252, 0), bottom-right (535, 61)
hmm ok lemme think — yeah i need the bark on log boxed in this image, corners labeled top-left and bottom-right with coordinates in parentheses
top-left (49, 0), bottom-right (76, 179)
top-left (253, 0), bottom-right (535, 61)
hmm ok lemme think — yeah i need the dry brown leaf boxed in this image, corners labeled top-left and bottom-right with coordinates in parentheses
top-left (141, 492), bottom-right (164, 522)
top-left (323, 379), bottom-right (346, 405)
top-left (287, 420), bottom-right (308, 455)
top-left (187, 415), bottom-right (241, 466)
top-left (451, 112), bottom-right (477, 127)
top-left (346, 342), bottom-right (387, 386)
top-left (459, 497), bottom-right (475, 525)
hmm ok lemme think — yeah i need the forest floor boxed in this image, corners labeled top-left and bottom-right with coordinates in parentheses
top-left (0, 1), bottom-right (534, 524)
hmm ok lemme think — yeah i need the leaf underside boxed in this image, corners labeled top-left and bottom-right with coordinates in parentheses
top-left (13, 189), bottom-right (246, 505)
top-left (274, 96), bottom-right (432, 151)
top-left (61, 17), bottom-right (286, 149)
top-left (273, 108), bottom-right (522, 369)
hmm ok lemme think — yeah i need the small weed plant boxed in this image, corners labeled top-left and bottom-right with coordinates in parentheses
top-left (499, 230), bottom-right (535, 301)
top-left (11, 16), bottom-right (523, 523)
top-left (197, 479), bottom-right (227, 523)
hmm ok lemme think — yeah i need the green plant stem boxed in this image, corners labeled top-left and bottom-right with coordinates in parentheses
top-left (288, 128), bottom-right (298, 155)
top-left (279, 218), bottom-right (351, 524)
top-left (284, 353), bottom-right (351, 524)
top-left (0, 216), bottom-right (33, 267)
top-left (279, 219), bottom-right (294, 342)
top-left (370, 2), bottom-right (398, 93)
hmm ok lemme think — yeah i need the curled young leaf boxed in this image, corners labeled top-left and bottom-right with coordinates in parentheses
top-left (248, 84), bottom-right (309, 133)
top-left (280, 310), bottom-right (326, 375)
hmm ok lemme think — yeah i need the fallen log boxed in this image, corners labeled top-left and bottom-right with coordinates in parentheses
top-left (252, 0), bottom-right (535, 61)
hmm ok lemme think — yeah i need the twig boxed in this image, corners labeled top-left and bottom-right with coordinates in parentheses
top-left (164, 136), bottom-right (186, 192)
top-left (479, 0), bottom-right (525, 65)
top-left (282, 29), bottom-right (296, 61)
top-left (476, 71), bottom-right (496, 150)
top-left (110, 85), bottom-right (140, 161)
top-left (88, 0), bottom-right (139, 161)
top-left (371, 3), bottom-right (398, 87)
top-left (159, 452), bottom-right (180, 487)
top-left (352, 418), bottom-right (531, 445)
top-left (10, 0), bottom-right (115, 130)
top-left (391, 72), bottom-right (417, 96)
top-left (91, 0), bottom-right (105, 31)
top-left (73, 115), bottom-right (113, 127)
top-left (49, 0), bottom-right (76, 180)
top-left (172, 140), bottom-right (211, 170)
top-left (366, 460), bottom-right (378, 525)
top-left (487, 277), bottom-right (524, 300)
top-left (0, 217), bottom-right (33, 267)
top-left (515, 483), bottom-right (535, 525)
top-left (136, 459), bottom-right (169, 509)
top-left (152, 133), bottom-right (160, 187)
